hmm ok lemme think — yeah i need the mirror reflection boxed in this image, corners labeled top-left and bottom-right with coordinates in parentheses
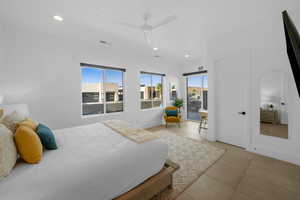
top-left (260, 71), bottom-right (288, 139)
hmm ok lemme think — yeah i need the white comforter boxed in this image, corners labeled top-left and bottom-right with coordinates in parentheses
top-left (0, 123), bottom-right (168, 200)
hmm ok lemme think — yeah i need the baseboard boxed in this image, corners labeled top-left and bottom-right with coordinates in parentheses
top-left (249, 145), bottom-right (300, 166)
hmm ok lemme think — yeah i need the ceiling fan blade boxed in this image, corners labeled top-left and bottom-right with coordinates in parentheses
top-left (152, 15), bottom-right (177, 29)
top-left (119, 22), bottom-right (140, 29)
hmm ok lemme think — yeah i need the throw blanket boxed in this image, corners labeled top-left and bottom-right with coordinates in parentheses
top-left (102, 120), bottom-right (158, 144)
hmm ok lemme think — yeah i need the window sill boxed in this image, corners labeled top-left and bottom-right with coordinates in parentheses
top-left (140, 107), bottom-right (163, 112)
top-left (81, 111), bottom-right (124, 119)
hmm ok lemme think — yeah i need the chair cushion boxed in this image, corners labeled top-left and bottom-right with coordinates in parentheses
top-left (15, 126), bottom-right (43, 164)
top-left (0, 124), bottom-right (17, 179)
top-left (165, 116), bottom-right (180, 123)
top-left (36, 124), bottom-right (58, 150)
top-left (165, 110), bottom-right (178, 117)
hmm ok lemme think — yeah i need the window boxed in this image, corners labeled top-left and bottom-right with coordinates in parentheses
top-left (82, 92), bottom-right (99, 103)
top-left (105, 92), bottom-right (115, 102)
top-left (81, 64), bottom-right (124, 116)
top-left (140, 72), bottom-right (163, 109)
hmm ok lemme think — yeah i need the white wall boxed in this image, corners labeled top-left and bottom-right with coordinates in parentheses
top-left (0, 24), bottom-right (6, 72)
top-left (0, 25), bottom-right (180, 129)
top-left (207, 7), bottom-right (300, 164)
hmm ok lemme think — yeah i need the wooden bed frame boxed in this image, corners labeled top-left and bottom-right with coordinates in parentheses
top-left (114, 159), bottom-right (179, 200)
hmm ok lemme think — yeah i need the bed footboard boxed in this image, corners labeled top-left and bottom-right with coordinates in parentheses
top-left (114, 159), bottom-right (179, 200)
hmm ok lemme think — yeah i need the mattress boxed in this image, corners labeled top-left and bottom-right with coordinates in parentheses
top-left (0, 123), bottom-right (168, 200)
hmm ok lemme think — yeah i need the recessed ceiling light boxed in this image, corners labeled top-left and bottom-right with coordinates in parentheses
top-left (153, 47), bottom-right (158, 51)
top-left (53, 15), bottom-right (63, 21)
top-left (184, 54), bottom-right (191, 58)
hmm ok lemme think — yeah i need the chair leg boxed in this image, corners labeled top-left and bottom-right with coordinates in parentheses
top-left (166, 123), bottom-right (168, 128)
top-left (178, 123), bottom-right (180, 128)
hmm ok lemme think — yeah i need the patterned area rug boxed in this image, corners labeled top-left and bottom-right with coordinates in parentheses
top-left (151, 132), bottom-right (225, 199)
top-left (103, 120), bottom-right (225, 199)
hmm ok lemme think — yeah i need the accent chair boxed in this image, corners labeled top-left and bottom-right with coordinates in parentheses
top-left (164, 106), bottom-right (181, 128)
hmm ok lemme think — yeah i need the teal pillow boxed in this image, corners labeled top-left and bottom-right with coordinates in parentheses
top-left (166, 110), bottom-right (178, 117)
top-left (36, 124), bottom-right (58, 150)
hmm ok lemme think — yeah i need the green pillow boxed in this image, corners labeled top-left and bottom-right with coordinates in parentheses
top-left (36, 124), bottom-right (58, 150)
top-left (166, 110), bottom-right (178, 117)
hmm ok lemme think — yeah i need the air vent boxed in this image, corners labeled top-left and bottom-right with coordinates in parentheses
top-left (198, 66), bottom-right (204, 71)
top-left (99, 40), bottom-right (111, 46)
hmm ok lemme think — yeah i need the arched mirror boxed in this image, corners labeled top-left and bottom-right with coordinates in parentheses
top-left (260, 71), bottom-right (288, 139)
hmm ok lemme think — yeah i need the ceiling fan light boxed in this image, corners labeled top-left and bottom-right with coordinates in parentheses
top-left (153, 47), bottom-right (158, 51)
top-left (185, 54), bottom-right (191, 58)
top-left (53, 15), bottom-right (63, 21)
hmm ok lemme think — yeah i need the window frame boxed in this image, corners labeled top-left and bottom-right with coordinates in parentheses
top-left (80, 63), bottom-right (125, 117)
top-left (140, 72), bottom-right (164, 110)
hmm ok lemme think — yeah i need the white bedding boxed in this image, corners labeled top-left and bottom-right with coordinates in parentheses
top-left (0, 123), bottom-right (168, 200)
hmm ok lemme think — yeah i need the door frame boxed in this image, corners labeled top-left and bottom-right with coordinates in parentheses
top-left (185, 72), bottom-right (208, 121)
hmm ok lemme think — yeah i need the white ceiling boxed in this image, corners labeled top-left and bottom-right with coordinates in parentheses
top-left (0, 0), bottom-right (298, 66)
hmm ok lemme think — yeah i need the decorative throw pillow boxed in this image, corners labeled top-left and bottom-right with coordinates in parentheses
top-left (36, 124), bottom-right (58, 150)
top-left (1, 116), bottom-right (17, 133)
top-left (165, 110), bottom-right (178, 117)
top-left (1, 111), bottom-right (27, 133)
top-left (16, 118), bottom-right (38, 131)
top-left (15, 126), bottom-right (43, 164)
top-left (0, 124), bottom-right (17, 179)
top-left (0, 108), bottom-right (3, 119)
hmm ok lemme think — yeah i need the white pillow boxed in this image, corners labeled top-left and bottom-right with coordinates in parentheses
top-left (0, 124), bottom-right (17, 179)
top-left (1, 111), bottom-right (27, 133)
top-left (2, 104), bottom-right (29, 118)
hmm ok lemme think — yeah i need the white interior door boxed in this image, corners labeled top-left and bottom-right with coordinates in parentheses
top-left (215, 53), bottom-right (250, 148)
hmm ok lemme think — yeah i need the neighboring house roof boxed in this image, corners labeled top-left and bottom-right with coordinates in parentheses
top-left (188, 87), bottom-right (208, 95)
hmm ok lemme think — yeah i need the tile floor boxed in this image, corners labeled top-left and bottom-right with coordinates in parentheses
top-left (147, 121), bottom-right (300, 200)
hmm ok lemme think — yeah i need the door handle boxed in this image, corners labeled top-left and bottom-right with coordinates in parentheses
top-left (238, 111), bottom-right (246, 115)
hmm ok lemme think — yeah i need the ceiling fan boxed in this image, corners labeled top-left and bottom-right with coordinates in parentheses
top-left (119, 13), bottom-right (178, 45)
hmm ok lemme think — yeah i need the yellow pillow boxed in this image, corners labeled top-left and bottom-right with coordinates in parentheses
top-left (15, 126), bottom-right (43, 164)
top-left (16, 118), bottom-right (38, 131)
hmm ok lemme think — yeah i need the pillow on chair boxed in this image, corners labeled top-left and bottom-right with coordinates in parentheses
top-left (165, 110), bottom-right (178, 117)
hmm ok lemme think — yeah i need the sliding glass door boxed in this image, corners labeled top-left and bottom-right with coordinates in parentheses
top-left (186, 74), bottom-right (208, 121)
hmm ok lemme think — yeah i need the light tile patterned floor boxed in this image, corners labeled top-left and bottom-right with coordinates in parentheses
top-left (147, 121), bottom-right (300, 200)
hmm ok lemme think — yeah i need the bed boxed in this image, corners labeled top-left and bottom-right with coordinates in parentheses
top-left (0, 122), bottom-right (171, 200)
